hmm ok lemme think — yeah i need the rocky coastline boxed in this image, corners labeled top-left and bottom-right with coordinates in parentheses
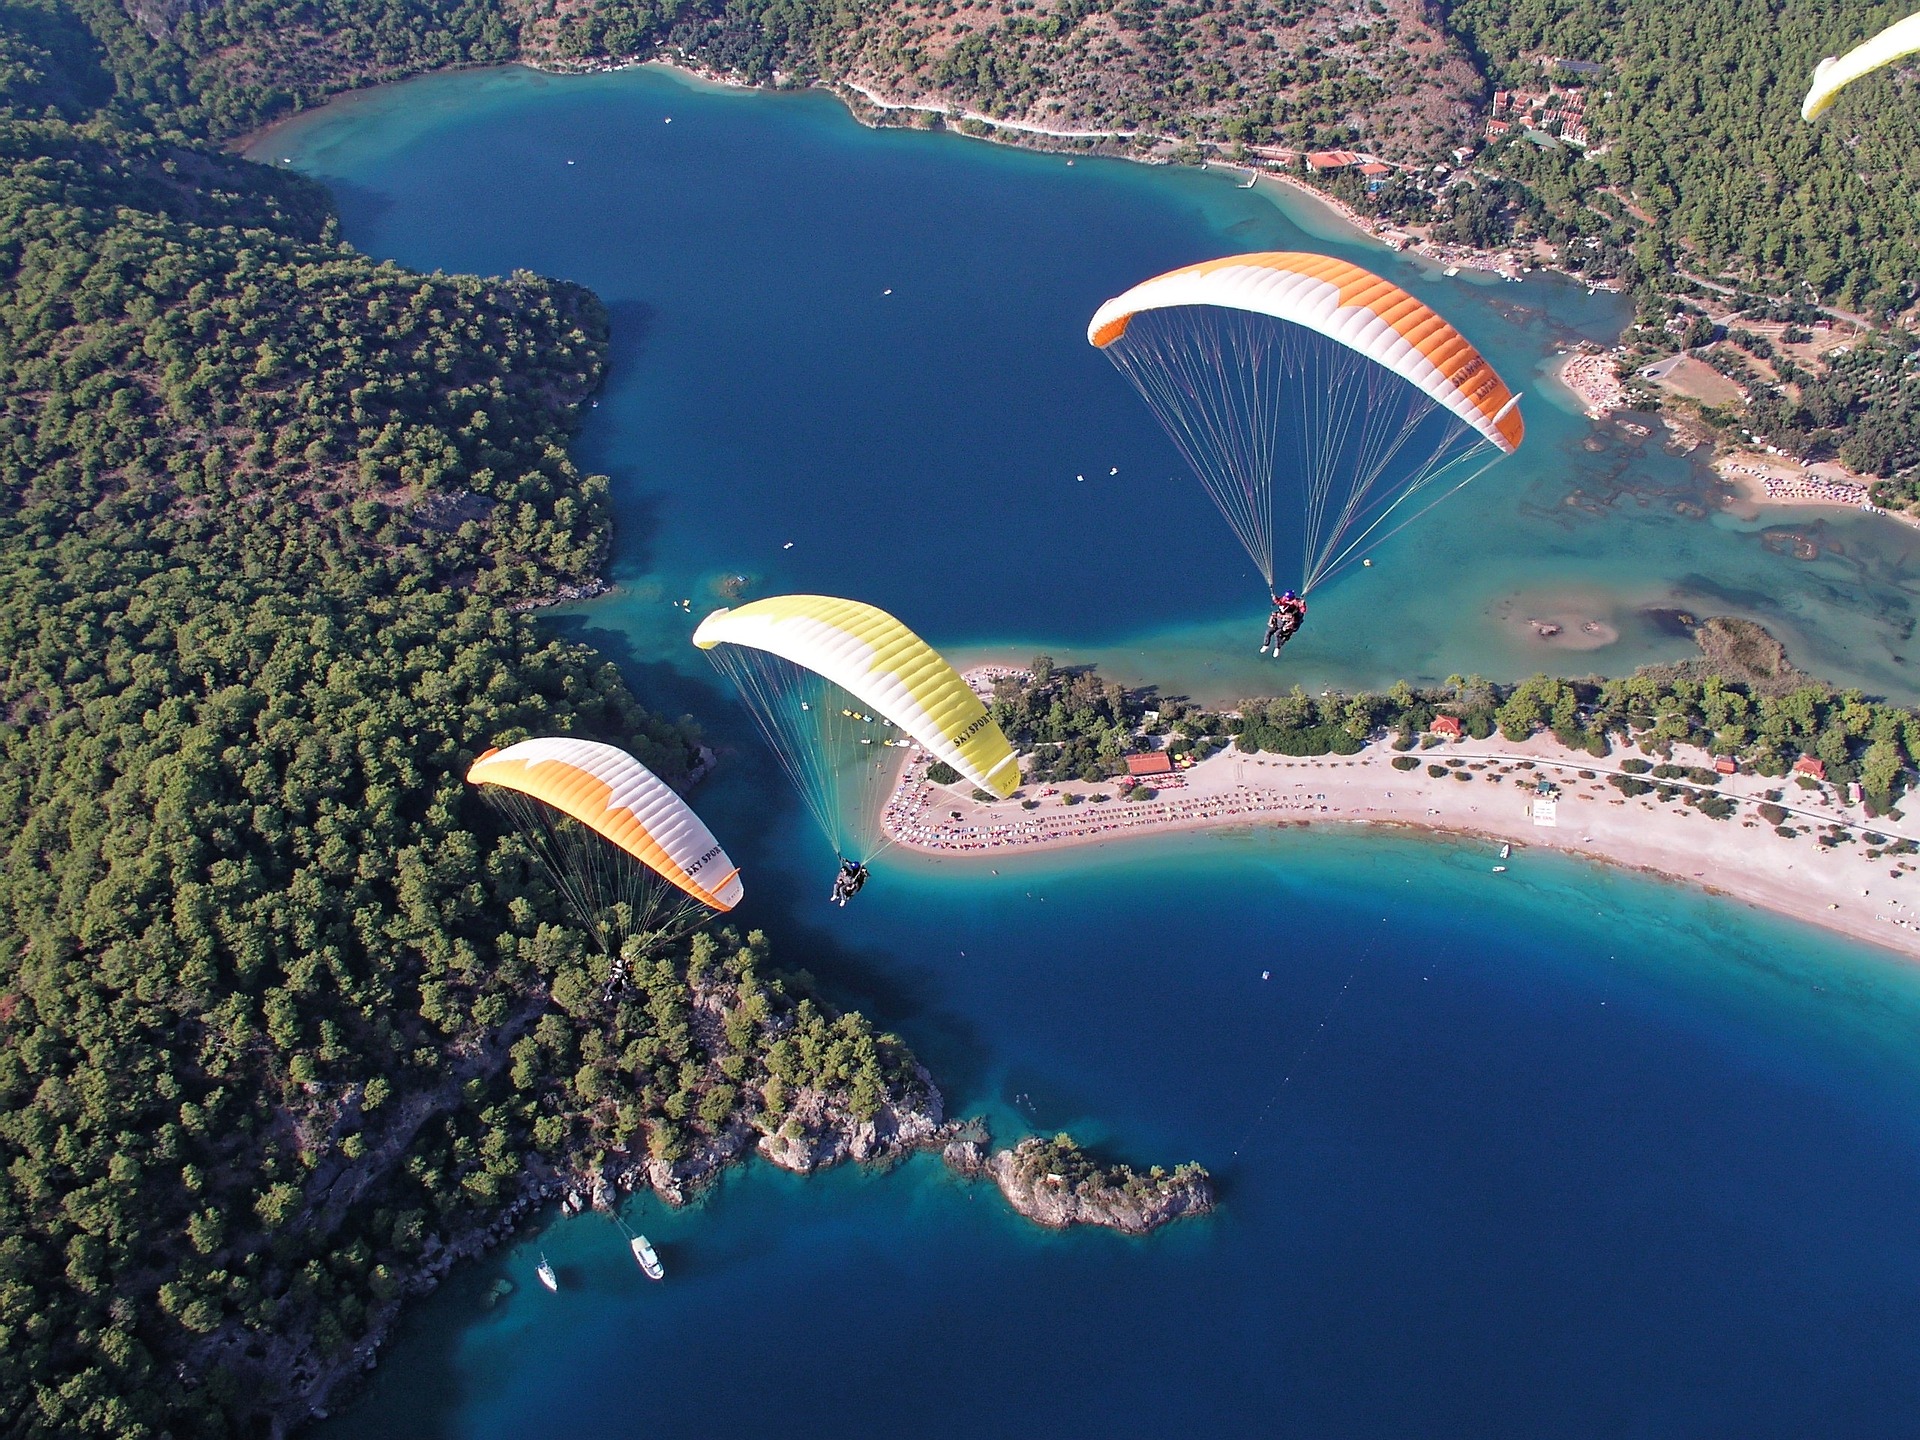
top-left (504, 576), bottom-right (610, 613)
top-left (261, 1046), bottom-right (1209, 1434)
top-left (956, 1133), bottom-right (1216, 1236)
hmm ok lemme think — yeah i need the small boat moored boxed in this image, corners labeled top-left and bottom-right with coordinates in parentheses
top-left (536, 1254), bottom-right (558, 1292)
top-left (630, 1234), bottom-right (665, 1281)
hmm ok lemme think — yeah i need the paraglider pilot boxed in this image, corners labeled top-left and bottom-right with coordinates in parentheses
top-left (829, 858), bottom-right (869, 907)
top-left (1261, 591), bottom-right (1307, 655)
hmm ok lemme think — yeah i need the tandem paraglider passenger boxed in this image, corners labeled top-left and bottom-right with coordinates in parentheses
top-left (829, 858), bottom-right (869, 907)
top-left (1261, 591), bottom-right (1307, 656)
top-left (692, 593), bottom-right (1021, 900)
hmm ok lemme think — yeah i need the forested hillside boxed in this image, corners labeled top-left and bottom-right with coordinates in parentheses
top-left (0, 7), bottom-right (926, 1435)
top-left (36, 0), bottom-right (1920, 308)
top-left (1446, 0), bottom-right (1920, 313)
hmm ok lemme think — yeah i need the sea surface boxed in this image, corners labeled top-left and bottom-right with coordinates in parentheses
top-left (254, 67), bottom-right (1920, 1438)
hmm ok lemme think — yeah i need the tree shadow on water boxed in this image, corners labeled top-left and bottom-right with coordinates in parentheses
top-left (320, 177), bottom-right (397, 237)
top-left (600, 299), bottom-right (657, 375)
top-left (316, 1256), bottom-right (499, 1440)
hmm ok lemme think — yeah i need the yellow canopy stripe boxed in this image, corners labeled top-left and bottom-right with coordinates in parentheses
top-left (1803, 12), bottom-right (1920, 119)
top-left (693, 595), bottom-right (1020, 798)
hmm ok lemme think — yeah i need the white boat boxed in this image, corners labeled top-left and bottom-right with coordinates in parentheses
top-left (536, 1254), bottom-right (558, 1292)
top-left (1492, 865), bottom-right (1507, 874)
top-left (630, 1234), bottom-right (665, 1281)
top-left (1499, 842), bottom-right (1511, 859)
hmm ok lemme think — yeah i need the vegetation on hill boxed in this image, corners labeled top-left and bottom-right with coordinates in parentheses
top-left (986, 1133), bottom-right (1213, 1235)
top-left (0, 10), bottom-right (934, 1435)
top-left (1426, 2), bottom-right (1920, 492)
top-left (1444, 0), bottom-right (1920, 314)
top-left (4, 0), bottom-right (1916, 1430)
top-left (809, 0), bottom-right (1479, 157)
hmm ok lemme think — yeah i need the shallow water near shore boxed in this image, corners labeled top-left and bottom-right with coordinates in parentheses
top-left (257, 66), bottom-right (1920, 1438)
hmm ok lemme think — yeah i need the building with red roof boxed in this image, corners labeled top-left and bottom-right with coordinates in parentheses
top-left (1429, 715), bottom-right (1464, 738)
top-left (1793, 755), bottom-right (1827, 781)
top-left (1126, 752), bottom-right (1174, 777)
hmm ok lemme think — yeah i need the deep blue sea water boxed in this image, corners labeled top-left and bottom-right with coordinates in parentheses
top-left (254, 67), bottom-right (1920, 1438)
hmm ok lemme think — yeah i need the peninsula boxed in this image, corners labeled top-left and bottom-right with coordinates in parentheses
top-left (885, 632), bottom-right (1920, 958)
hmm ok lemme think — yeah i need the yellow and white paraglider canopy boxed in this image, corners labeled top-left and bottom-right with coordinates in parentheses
top-left (695, 594), bottom-right (1020, 801)
top-left (1802, 11), bottom-right (1920, 120)
top-left (468, 737), bottom-right (742, 911)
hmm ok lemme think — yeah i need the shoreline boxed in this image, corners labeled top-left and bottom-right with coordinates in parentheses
top-left (1555, 348), bottom-right (1628, 418)
top-left (885, 720), bottom-right (1920, 959)
top-left (236, 56), bottom-right (1551, 287)
top-left (1713, 450), bottom-right (1912, 522)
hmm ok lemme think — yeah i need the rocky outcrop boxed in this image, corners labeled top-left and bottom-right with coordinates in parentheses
top-left (505, 578), bottom-right (611, 613)
top-left (983, 1135), bottom-right (1214, 1236)
top-left (756, 1066), bottom-right (945, 1174)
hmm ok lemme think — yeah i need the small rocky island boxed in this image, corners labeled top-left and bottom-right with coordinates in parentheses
top-left (949, 1131), bottom-right (1215, 1235)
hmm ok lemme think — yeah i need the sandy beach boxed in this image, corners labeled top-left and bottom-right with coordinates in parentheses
top-left (885, 731), bottom-right (1920, 958)
top-left (1556, 350), bottom-right (1626, 418)
top-left (1715, 451), bottom-right (1885, 511)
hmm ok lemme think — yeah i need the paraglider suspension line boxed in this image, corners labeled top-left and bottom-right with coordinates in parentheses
top-left (705, 646), bottom-right (905, 866)
top-left (1103, 310), bottom-right (1506, 596)
top-left (1230, 917), bottom-right (1385, 1159)
top-left (479, 788), bottom-right (706, 959)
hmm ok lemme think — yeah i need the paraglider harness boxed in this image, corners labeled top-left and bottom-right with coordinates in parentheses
top-left (829, 858), bottom-right (869, 907)
top-left (1263, 593), bottom-right (1307, 654)
top-left (601, 952), bottom-right (631, 1005)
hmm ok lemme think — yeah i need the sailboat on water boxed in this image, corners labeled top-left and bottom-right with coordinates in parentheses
top-left (536, 1253), bottom-right (558, 1292)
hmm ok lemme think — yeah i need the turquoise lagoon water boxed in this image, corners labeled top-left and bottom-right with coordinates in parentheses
top-left (254, 68), bottom-right (1920, 1437)
top-left (253, 64), bottom-right (1920, 702)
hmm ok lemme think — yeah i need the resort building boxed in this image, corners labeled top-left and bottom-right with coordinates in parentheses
top-left (1793, 756), bottom-right (1828, 781)
top-left (1429, 715), bottom-right (1464, 738)
top-left (1126, 752), bottom-right (1175, 778)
